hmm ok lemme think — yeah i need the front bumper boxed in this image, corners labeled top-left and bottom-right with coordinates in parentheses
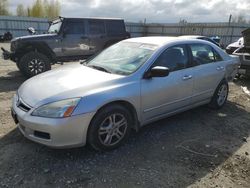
top-left (11, 94), bottom-right (95, 148)
top-left (1, 47), bottom-right (14, 61)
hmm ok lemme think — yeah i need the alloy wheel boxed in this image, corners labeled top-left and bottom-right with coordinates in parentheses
top-left (28, 58), bottom-right (45, 75)
top-left (217, 84), bottom-right (228, 106)
top-left (98, 113), bottom-right (128, 146)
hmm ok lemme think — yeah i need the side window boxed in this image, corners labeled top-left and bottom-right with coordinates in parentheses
top-left (65, 21), bottom-right (85, 35)
top-left (88, 20), bottom-right (105, 35)
top-left (106, 20), bottom-right (125, 35)
top-left (213, 49), bottom-right (223, 61)
top-left (154, 45), bottom-right (189, 72)
top-left (189, 44), bottom-right (222, 65)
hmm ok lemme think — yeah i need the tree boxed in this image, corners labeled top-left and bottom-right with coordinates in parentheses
top-left (16, 4), bottom-right (26, 16)
top-left (44, 0), bottom-right (60, 19)
top-left (30, 0), bottom-right (44, 17)
top-left (0, 0), bottom-right (10, 15)
top-left (232, 14), bottom-right (247, 24)
top-left (25, 0), bottom-right (60, 19)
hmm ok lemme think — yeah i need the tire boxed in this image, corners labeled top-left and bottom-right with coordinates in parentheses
top-left (209, 80), bottom-right (229, 109)
top-left (19, 51), bottom-right (51, 77)
top-left (87, 104), bottom-right (132, 151)
top-left (16, 62), bottom-right (21, 70)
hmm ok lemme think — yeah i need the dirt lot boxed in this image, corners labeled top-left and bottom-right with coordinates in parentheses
top-left (0, 42), bottom-right (250, 188)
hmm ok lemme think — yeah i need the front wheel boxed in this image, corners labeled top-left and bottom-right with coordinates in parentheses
top-left (19, 51), bottom-right (51, 77)
top-left (87, 105), bottom-right (132, 151)
top-left (209, 80), bottom-right (229, 109)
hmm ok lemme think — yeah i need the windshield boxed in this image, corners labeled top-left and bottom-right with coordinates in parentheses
top-left (48, 20), bottom-right (62, 34)
top-left (86, 42), bottom-right (158, 75)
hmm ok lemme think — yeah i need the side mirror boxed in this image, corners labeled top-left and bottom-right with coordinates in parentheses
top-left (27, 27), bottom-right (36, 35)
top-left (143, 66), bottom-right (169, 79)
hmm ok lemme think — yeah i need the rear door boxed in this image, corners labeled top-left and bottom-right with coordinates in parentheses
top-left (141, 44), bottom-right (194, 122)
top-left (61, 20), bottom-right (91, 57)
top-left (188, 43), bottom-right (225, 103)
top-left (87, 19), bottom-right (107, 54)
top-left (105, 20), bottom-right (127, 45)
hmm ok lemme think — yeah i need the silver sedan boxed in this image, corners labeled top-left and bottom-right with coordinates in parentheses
top-left (11, 37), bottom-right (239, 151)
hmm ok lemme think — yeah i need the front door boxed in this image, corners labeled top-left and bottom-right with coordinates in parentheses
top-left (141, 44), bottom-right (194, 123)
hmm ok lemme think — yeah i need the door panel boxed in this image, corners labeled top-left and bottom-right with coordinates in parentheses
top-left (61, 20), bottom-right (92, 57)
top-left (141, 68), bottom-right (194, 122)
top-left (140, 44), bottom-right (194, 123)
top-left (192, 62), bottom-right (225, 102)
top-left (189, 43), bottom-right (225, 103)
top-left (87, 20), bottom-right (107, 54)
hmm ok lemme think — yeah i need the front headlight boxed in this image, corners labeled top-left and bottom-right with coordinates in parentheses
top-left (32, 98), bottom-right (81, 118)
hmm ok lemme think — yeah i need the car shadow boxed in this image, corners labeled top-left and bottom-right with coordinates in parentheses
top-left (0, 100), bottom-right (249, 187)
top-left (0, 70), bottom-right (26, 92)
top-left (234, 76), bottom-right (250, 90)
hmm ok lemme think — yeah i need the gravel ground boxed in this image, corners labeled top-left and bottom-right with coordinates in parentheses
top-left (0, 42), bottom-right (250, 188)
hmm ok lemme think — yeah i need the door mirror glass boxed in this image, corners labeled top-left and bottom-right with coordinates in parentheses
top-left (144, 66), bottom-right (169, 79)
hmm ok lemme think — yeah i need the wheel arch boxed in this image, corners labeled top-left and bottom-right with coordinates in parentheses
top-left (16, 42), bottom-right (56, 63)
top-left (91, 100), bottom-right (140, 132)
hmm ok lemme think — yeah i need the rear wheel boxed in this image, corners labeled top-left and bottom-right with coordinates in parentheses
top-left (209, 80), bottom-right (229, 109)
top-left (19, 51), bottom-right (51, 77)
top-left (88, 105), bottom-right (132, 151)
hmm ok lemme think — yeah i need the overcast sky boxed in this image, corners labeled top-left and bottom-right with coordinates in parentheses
top-left (8, 0), bottom-right (250, 23)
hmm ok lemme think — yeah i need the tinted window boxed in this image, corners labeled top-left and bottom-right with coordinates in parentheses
top-left (200, 37), bottom-right (218, 46)
top-left (88, 20), bottom-right (105, 35)
top-left (213, 50), bottom-right (223, 61)
top-left (154, 45), bottom-right (188, 71)
top-left (189, 44), bottom-right (222, 65)
top-left (106, 20), bottom-right (125, 35)
top-left (65, 21), bottom-right (85, 34)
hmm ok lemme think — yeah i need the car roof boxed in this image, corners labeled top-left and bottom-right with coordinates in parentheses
top-left (59, 17), bottom-right (123, 21)
top-left (124, 36), bottom-right (181, 46)
top-left (178, 35), bottom-right (205, 39)
top-left (124, 36), bottom-right (211, 46)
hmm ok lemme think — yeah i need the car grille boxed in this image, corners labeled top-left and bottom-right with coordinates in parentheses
top-left (17, 100), bottom-right (31, 112)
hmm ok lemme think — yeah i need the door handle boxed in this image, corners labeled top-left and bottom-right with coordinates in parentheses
top-left (216, 66), bottom-right (224, 71)
top-left (182, 75), bottom-right (192, 80)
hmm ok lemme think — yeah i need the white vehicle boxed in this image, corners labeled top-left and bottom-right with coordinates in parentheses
top-left (226, 37), bottom-right (244, 54)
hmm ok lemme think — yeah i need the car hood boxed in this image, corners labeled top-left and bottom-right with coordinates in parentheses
top-left (18, 63), bottom-right (124, 107)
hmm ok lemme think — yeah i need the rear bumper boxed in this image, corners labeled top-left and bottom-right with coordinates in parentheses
top-left (1, 47), bottom-right (15, 61)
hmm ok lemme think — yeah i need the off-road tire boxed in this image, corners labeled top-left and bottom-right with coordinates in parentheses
top-left (19, 51), bottom-right (51, 77)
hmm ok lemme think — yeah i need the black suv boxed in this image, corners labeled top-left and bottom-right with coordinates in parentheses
top-left (2, 17), bottom-right (130, 77)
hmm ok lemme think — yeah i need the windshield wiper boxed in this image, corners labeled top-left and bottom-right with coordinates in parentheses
top-left (88, 65), bottom-right (111, 73)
